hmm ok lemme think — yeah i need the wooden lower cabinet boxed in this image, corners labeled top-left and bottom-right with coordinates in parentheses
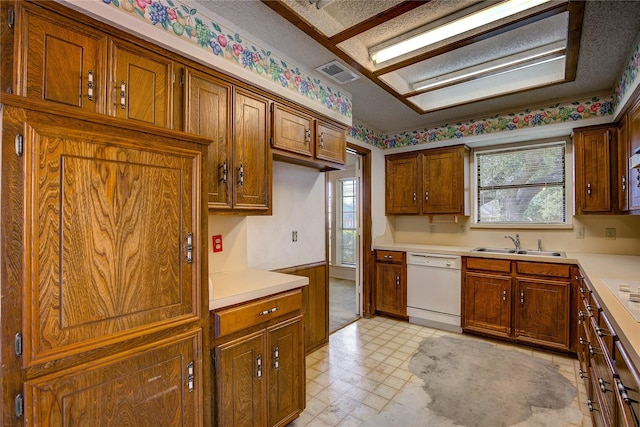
top-left (462, 257), bottom-right (576, 353)
top-left (514, 278), bottom-right (571, 348)
top-left (463, 272), bottom-right (512, 338)
top-left (212, 290), bottom-right (305, 427)
top-left (577, 272), bottom-right (640, 427)
top-left (25, 331), bottom-right (202, 425)
top-left (374, 251), bottom-right (406, 318)
top-left (276, 263), bottom-right (329, 354)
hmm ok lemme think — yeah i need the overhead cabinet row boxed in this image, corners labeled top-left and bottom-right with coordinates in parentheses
top-left (385, 145), bottom-right (470, 216)
top-left (6, 1), bottom-right (347, 215)
top-left (574, 99), bottom-right (640, 215)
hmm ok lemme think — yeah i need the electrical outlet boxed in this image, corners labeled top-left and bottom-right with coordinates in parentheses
top-left (460, 225), bottom-right (467, 235)
top-left (292, 230), bottom-right (298, 242)
top-left (429, 224), bottom-right (436, 233)
top-left (212, 235), bottom-right (223, 252)
top-left (605, 228), bottom-right (616, 240)
top-left (575, 227), bottom-right (585, 239)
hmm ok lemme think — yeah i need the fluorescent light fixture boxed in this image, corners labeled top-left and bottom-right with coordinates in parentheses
top-left (370, 0), bottom-right (552, 64)
top-left (412, 41), bottom-right (566, 92)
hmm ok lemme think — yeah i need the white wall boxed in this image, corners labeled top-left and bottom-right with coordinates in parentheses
top-left (208, 161), bottom-right (325, 273)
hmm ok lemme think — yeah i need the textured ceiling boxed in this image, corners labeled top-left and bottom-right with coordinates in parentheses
top-left (194, 1), bottom-right (640, 134)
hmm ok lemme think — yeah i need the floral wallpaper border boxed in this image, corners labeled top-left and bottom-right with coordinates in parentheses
top-left (349, 95), bottom-right (615, 149)
top-left (100, 0), bottom-right (640, 150)
top-left (102, 0), bottom-right (352, 119)
top-left (615, 39), bottom-right (640, 107)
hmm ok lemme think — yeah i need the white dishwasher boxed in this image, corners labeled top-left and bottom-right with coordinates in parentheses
top-left (406, 252), bottom-right (462, 333)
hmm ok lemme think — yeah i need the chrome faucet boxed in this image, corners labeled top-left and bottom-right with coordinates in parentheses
top-left (505, 234), bottom-right (520, 252)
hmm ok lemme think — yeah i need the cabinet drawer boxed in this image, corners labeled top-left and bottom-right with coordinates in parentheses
top-left (213, 289), bottom-right (302, 339)
top-left (465, 257), bottom-right (511, 273)
top-left (376, 250), bottom-right (404, 263)
top-left (516, 261), bottom-right (571, 278)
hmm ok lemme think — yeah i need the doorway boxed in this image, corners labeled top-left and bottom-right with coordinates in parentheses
top-left (327, 150), bottom-right (362, 332)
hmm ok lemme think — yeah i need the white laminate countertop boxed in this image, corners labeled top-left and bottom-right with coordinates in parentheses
top-left (209, 269), bottom-right (309, 311)
top-left (374, 242), bottom-right (640, 368)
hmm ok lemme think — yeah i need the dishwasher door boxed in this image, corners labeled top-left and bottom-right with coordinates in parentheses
top-left (406, 253), bottom-right (462, 332)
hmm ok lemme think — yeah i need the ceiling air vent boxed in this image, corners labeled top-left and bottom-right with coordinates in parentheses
top-left (316, 61), bottom-right (359, 84)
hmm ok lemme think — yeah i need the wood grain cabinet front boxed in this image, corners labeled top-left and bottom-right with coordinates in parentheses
top-left (374, 251), bottom-right (407, 318)
top-left (212, 290), bottom-right (305, 427)
top-left (16, 2), bottom-right (107, 114)
top-left (271, 102), bottom-right (347, 170)
top-left (386, 145), bottom-right (469, 216)
top-left (577, 273), bottom-right (640, 427)
top-left (14, 2), bottom-right (174, 128)
top-left (0, 101), bottom-right (208, 425)
top-left (462, 257), bottom-right (576, 353)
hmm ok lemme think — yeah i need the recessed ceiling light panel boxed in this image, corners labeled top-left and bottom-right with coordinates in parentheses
top-left (369, 0), bottom-right (554, 64)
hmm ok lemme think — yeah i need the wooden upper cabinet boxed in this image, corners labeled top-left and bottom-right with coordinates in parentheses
top-left (185, 69), bottom-right (232, 210)
top-left (271, 102), bottom-right (347, 170)
top-left (386, 154), bottom-right (420, 214)
top-left (16, 2), bottom-right (107, 113)
top-left (574, 126), bottom-right (614, 214)
top-left (109, 40), bottom-right (173, 127)
top-left (628, 99), bottom-right (640, 210)
top-left (422, 148), bottom-right (464, 214)
top-left (618, 114), bottom-right (630, 212)
top-left (386, 145), bottom-right (468, 215)
top-left (315, 120), bottom-right (346, 165)
top-left (272, 104), bottom-right (314, 157)
top-left (23, 110), bottom-right (200, 366)
top-left (233, 88), bottom-right (271, 212)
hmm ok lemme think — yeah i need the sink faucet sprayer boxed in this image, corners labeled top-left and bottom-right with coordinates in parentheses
top-left (505, 234), bottom-right (520, 251)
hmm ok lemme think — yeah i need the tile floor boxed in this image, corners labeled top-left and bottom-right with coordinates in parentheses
top-left (288, 316), bottom-right (593, 427)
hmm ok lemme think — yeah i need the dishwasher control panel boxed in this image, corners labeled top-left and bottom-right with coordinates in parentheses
top-left (406, 253), bottom-right (461, 269)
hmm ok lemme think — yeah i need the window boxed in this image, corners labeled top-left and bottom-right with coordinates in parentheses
top-left (337, 178), bottom-right (357, 266)
top-left (475, 142), bottom-right (566, 225)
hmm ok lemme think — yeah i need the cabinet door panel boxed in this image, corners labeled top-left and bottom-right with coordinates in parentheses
top-left (26, 331), bottom-right (201, 426)
top-left (111, 42), bottom-right (172, 127)
top-left (272, 105), bottom-right (314, 157)
top-left (375, 263), bottom-right (405, 317)
top-left (463, 272), bottom-right (511, 337)
top-left (216, 332), bottom-right (266, 427)
top-left (233, 89), bottom-right (270, 211)
top-left (267, 317), bottom-right (304, 426)
top-left (422, 149), bottom-right (461, 214)
top-left (514, 278), bottom-right (570, 350)
top-left (618, 115), bottom-right (629, 211)
top-left (19, 3), bottom-right (106, 113)
top-left (315, 120), bottom-right (346, 164)
top-left (185, 70), bottom-right (231, 209)
top-left (629, 102), bottom-right (640, 210)
top-left (386, 155), bottom-right (420, 214)
top-left (575, 128), bottom-right (611, 213)
top-left (24, 114), bottom-right (199, 366)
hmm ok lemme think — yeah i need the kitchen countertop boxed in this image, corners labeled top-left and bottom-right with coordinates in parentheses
top-left (374, 242), bottom-right (640, 368)
top-left (209, 268), bottom-right (309, 311)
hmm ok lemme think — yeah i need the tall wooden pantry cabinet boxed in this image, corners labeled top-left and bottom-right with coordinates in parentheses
top-left (0, 96), bottom-right (210, 425)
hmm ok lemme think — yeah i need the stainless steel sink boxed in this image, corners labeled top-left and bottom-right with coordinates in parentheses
top-left (515, 250), bottom-right (566, 257)
top-left (471, 247), bottom-right (566, 258)
top-left (471, 247), bottom-right (516, 254)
